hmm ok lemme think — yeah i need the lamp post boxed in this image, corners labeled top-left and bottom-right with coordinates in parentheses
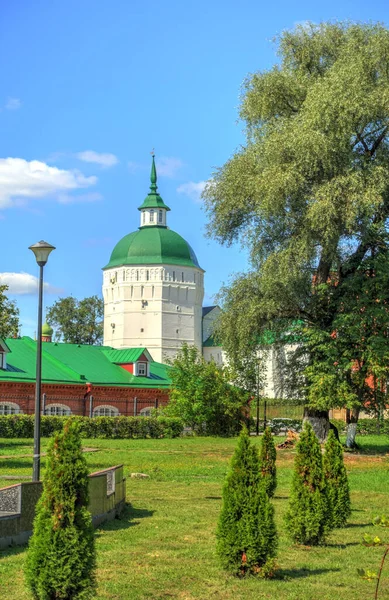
top-left (29, 240), bottom-right (55, 482)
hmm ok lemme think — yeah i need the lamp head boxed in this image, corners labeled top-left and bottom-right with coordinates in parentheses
top-left (29, 240), bottom-right (56, 266)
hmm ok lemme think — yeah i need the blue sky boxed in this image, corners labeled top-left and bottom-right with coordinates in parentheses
top-left (0, 0), bottom-right (388, 337)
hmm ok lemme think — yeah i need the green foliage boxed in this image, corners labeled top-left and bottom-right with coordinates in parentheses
top-left (373, 515), bottom-right (389, 528)
top-left (204, 21), bottom-right (389, 420)
top-left (164, 344), bottom-right (249, 435)
top-left (216, 428), bottom-right (277, 576)
top-left (25, 421), bottom-right (96, 599)
top-left (362, 533), bottom-right (384, 547)
top-left (323, 430), bottom-right (351, 527)
top-left (259, 428), bottom-right (277, 498)
top-left (0, 284), bottom-right (19, 339)
top-left (285, 421), bottom-right (331, 545)
top-left (0, 415), bottom-right (183, 439)
top-left (46, 295), bottom-right (103, 345)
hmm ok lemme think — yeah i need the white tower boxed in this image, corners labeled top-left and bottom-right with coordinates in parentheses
top-left (102, 155), bottom-right (204, 364)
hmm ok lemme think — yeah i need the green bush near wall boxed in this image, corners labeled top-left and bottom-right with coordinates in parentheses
top-left (0, 415), bottom-right (184, 439)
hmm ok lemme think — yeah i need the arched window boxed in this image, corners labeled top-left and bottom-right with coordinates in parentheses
top-left (0, 402), bottom-right (21, 415)
top-left (158, 210), bottom-right (163, 223)
top-left (93, 405), bottom-right (119, 417)
top-left (149, 210), bottom-right (154, 223)
top-left (45, 404), bottom-right (72, 416)
top-left (140, 406), bottom-right (153, 417)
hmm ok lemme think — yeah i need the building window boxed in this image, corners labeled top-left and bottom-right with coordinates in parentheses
top-left (137, 362), bottom-right (147, 376)
top-left (0, 402), bottom-right (21, 415)
top-left (194, 273), bottom-right (196, 283)
top-left (173, 271), bottom-right (176, 282)
top-left (45, 404), bottom-right (72, 416)
top-left (182, 272), bottom-right (184, 282)
top-left (93, 405), bottom-right (119, 417)
top-left (140, 406), bottom-right (153, 417)
top-left (136, 270), bottom-right (139, 281)
top-left (150, 210), bottom-right (154, 223)
top-left (142, 211), bottom-right (145, 224)
top-left (146, 270), bottom-right (149, 281)
top-left (158, 210), bottom-right (163, 223)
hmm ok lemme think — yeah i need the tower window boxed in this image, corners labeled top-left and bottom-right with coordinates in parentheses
top-left (182, 272), bottom-right (184, 282)
top-left (142, 211), bottom-right (145, 224)
top-left (136, 270), bottom-right (139, 281)
top-left (158, 210), bottom-right (163, 223)
top-left (194, 273), bottom-right (196, 283)
top-left (146, 270), bottom-right (149, 281)
top-left (173, 271), bottom-right (176, 282)
top-left (150, 210), bottom-right (154, 223)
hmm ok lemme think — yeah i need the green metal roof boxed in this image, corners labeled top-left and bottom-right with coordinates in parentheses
top-left (0, 337), bottom-right (171, 388)
top-left (103, 226), bottom-right (202, 270)
top-left (137, 155), bottom-right (170, 211)
top-left (103, 347), bottom-right (151, 364)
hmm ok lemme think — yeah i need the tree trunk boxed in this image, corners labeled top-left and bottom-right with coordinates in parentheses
top-left (345, 407), bottom-right (360, 448)
top-left (303, 407), bottom-right (329, 442)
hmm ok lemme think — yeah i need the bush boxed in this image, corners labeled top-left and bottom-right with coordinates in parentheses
top-left (25, 420), bottom-right (96, 599)
top-left (216, 428), bottom-right (277, 577)
top-left (0, 415), bottom-right (183, 439)
top-left (285, 421), bottom-right (332, 545)
top-left (259, 428), bottom-right (277, 498)
top-left (268, 418), bottom-right (302, 435)
top-left (323, 429), bottom-right (351, 528)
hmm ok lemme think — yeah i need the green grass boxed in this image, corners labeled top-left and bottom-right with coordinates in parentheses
top-left (1, 435), bottom-right (389, 599)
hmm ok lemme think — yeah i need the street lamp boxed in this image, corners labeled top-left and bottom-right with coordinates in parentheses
top-left (29, 240), bottom-right (55, 482)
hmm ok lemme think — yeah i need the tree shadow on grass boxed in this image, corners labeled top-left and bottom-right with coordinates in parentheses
top-left (0, 542), bottom-right (27, 559)
top-left (346, 522), bottom-right (371, 528)
top-left (326, 542), bottom-right (361, 548)
top-left (97, 503), bottom-right (154, 533)
top-left (277, 567), bottom-right (341, 580)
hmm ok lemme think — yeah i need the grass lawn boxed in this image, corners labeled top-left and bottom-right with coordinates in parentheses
top-left (0, 434), bottom-right (389, 599)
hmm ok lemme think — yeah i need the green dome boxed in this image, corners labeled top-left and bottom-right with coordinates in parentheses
top-left (103, 226), bottom-right (202, 270)
top-left (42, 322), bottom-right (53, 336)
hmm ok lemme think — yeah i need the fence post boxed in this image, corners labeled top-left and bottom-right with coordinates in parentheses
top-left (134, 397), bottom-right (137, 417)
top-left (42, 393), bottom-right (46, 415)
top-left (89, 395), bottom-right (93, 418)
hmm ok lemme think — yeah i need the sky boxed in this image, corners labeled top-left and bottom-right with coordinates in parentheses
top-left (1, 0), bottom-right (388, 337)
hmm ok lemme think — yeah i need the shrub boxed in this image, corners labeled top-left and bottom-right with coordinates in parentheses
top-left (216, 428), bottom-right (277, 576)
top-left (0, 415), bottom-right (183, 439)
top-left (259, 427), bottom-right (277, 498)
top-left (25, 420), bottom-right (96, 599)
top-left (323, 429), bottom-right (351, 528)
top-left (285, 421), bottom-right (332, 545)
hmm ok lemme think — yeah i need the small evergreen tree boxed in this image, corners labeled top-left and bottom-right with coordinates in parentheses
top-left (323, 429), bottom-right (351, 527)
top-left (216, 428), bottom-right (277, 576)
top-left (259, 427), bottom-right (277, 498)
top-left (25, 421), bottom-right (96, 599)
top-left (285, 421), bottom-right (331, 545)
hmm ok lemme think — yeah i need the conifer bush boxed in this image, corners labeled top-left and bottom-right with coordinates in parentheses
top-left (323, 429), bottom-right (351, 527)
top-left (216, 428), bottom-right (277, 577)
top-left (285, 421), bottom-right (331, 545)
top-left (25, 420), bottom-right (96, 600)
top-left (259, 427), bottom-right (277, 498)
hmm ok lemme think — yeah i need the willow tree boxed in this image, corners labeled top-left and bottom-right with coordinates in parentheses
top-left (204, 22), bottom-right (389, 443)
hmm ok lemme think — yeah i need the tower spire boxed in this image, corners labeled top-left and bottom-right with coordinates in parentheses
top-left (150, 151), bottom-right (157, 193)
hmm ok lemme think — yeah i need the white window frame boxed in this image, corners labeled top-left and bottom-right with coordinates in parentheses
top-left (44, 403), bottom-right (72, 416)
top-left (149, 210), bottom-right (154, 223)
top-left (93, 405), bottom-right (119, 417)
top-left (158, 210), bottom-right (163, 223)
top-left (137, 362), bottom-right (147, 376)
top-left (0, 402), bottom-right (21, 415)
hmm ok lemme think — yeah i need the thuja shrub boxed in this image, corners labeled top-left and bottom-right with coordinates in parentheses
top-left (0, 415), bottom-right (183, 439)
top-left (216, 428), bottom-right (277, 577)
top-left (285, 421), bottom-right (332, 545)
top-left (259, 427), bottom-right (277, 498)
top-left (25, 420), bottom-right (96, 599)
top-left (323, 429), bottom-right (351, 528)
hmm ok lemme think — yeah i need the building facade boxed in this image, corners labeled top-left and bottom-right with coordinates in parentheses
top-left (102, 155), bottom-right (205, 364)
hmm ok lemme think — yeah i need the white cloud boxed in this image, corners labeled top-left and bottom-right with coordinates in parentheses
top-left (0, 272), bottom-right (63, 295)
top-left (177, 180), bottom-right (206, 203)
top-left (0, 158), bottom-right (97, 209)
top-left (5, 97), bottom-right (21, 110)
top-left (76, 150), bottom-right (119, 168)
top-left (157, 157), bottom-right (184, 178)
